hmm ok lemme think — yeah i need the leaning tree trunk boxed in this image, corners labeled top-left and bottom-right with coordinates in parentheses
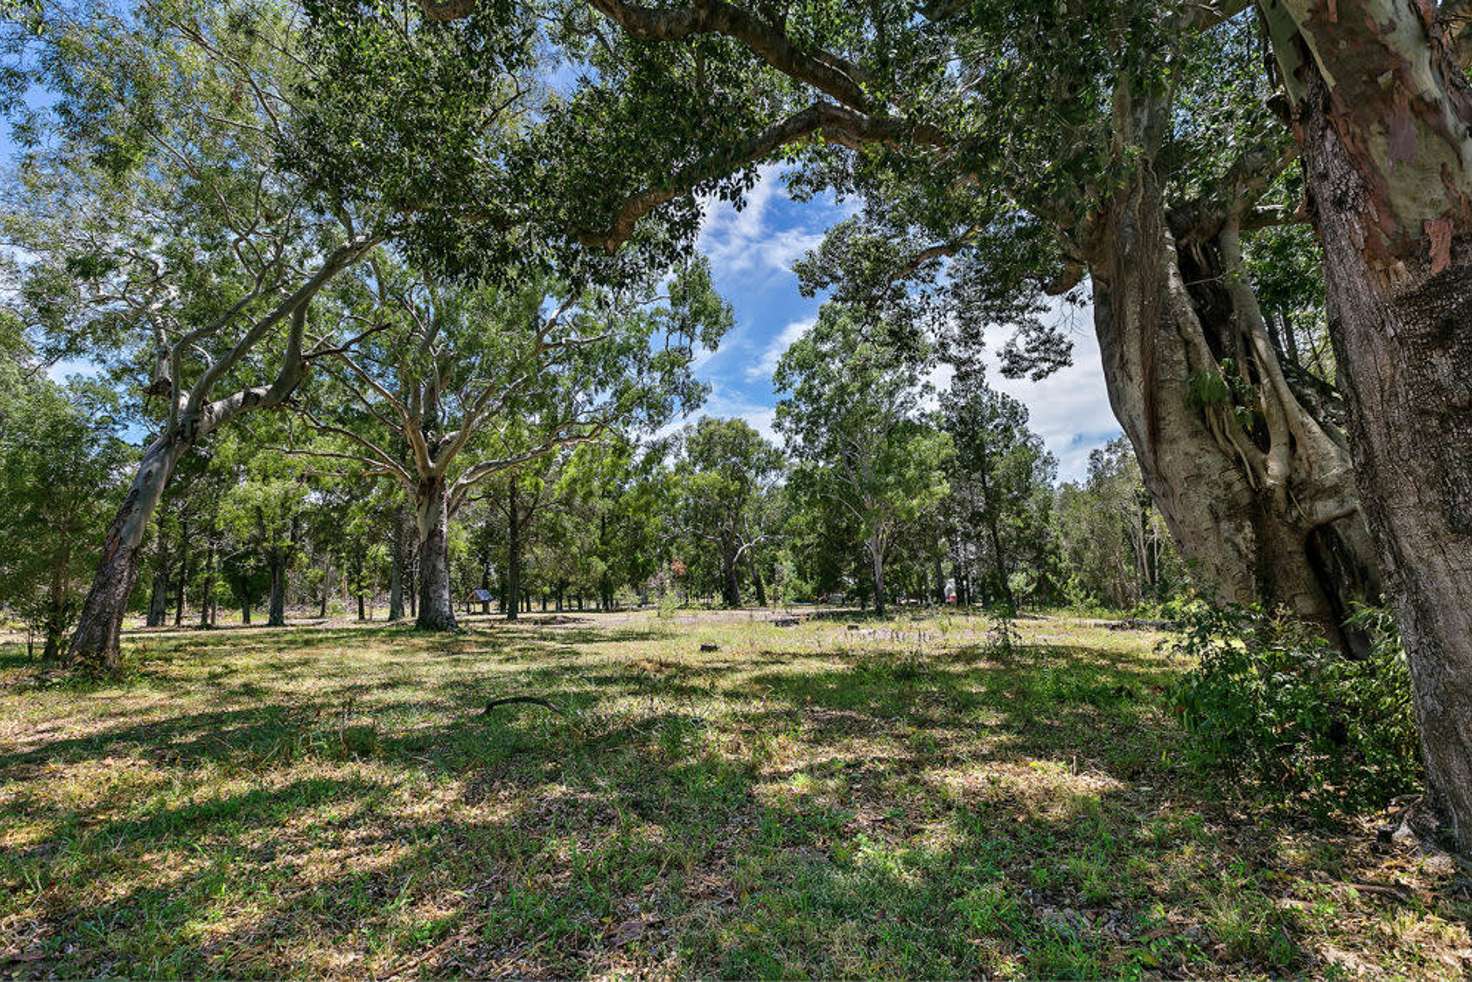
top-left (1260, 0), bottom-right (1472, 848)
top-left (1086, 159), bottom-right (1378, 652)
top-left (66, 437), bottom-right (184, 671)
top-left (415, 475), bottom-right (458, 631)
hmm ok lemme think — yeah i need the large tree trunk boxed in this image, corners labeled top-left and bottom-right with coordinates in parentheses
top-left (66, 438), bottom-right (183, 671)
top-left (1261, 0), bottom-right (1472, 848)
top-left (1087, 156), bottom-right (1378, 652)
top-left (416, 475), bottom-right (458, 631)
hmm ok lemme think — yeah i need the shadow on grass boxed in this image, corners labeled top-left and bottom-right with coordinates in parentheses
top-left (0, 625), bottom-right (1458, 978)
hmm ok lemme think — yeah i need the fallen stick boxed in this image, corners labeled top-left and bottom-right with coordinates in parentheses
top-left (482, 695), bottom-right (564, 716)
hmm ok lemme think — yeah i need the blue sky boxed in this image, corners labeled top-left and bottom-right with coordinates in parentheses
top-left (678, 164), bottom-right (1120, 483)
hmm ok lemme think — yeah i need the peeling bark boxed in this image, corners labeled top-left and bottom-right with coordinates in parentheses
top-left (1261, 0), bottom-right (1472, 848)
top-left (64, 437), bottom-right (184, 672)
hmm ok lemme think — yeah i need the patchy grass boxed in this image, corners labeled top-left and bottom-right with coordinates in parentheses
top-left (1, 611), bottom-right (1468, 978)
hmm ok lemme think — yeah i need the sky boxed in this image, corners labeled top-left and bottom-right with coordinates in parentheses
top-left (676, 164), bottom-right (1121, 483)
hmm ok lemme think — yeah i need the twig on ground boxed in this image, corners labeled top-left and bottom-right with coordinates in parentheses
top-left (483, 695), bottom-right (564, 716)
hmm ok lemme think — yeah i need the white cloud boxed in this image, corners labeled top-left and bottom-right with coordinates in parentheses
top-left (695, 165), bottom-right (833, 287)
top-left (662, 384), bottom-right (782, 447)
top-left (746, 315), bottom-right (814, 382)
top-left (985, 298), bottom-right (1120, 483)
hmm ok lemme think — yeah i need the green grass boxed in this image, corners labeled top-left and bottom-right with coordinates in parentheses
top-left (1, 611), bottom-right (1467, 977)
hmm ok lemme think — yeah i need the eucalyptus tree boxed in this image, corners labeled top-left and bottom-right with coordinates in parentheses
top-left (0, 0), bottom-right (383, 668)
top-left (481, 449), bottom-right (567, 619)
top-left (307, 0), bottom-right (1472, 836)
top-left (673, 417), bottom-right (784, 607)
top-left (1055, 437), bottom-right (1184, 611)
top-left (219, 449), bottom-right (310, 626)
top-left (1246, 0), bottom-right (1472, 850)
top-left (291, 259), bottom-right (729, 629)
top-left (775, 305), bottom-right (951, 616)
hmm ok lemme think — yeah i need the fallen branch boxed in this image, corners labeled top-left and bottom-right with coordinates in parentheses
top-left (482, 696), bottom-right (564, 716)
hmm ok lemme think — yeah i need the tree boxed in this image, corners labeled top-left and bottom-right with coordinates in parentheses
top-left (292, 259), bottom-right (730, 630)
top-left (0, 0), bottom-right (390, 669)
top-left (673, 417), bottom-right (784, 607)
top-left (1055, 438), bottom-right (1184, 611)
top-left (219, 451), bottom-right (309, 627)
top-left (776, 306), bottom-right (950, 616)
top-left (1253, 0), bottom-right (1472, 851)
top-left (0, 352), bottom-right (133, 658)
top-left (428, 0), bottom-right (1375, 643)
top-left (940, 367), bottom-right (1057, 614)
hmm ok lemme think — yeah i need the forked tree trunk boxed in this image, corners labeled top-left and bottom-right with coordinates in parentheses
top-left (1087, 160), bottom-right (1378, 652)
top-left (416, 475), bottom-right (458, 631)
top-left (1261, 0), bottom-right (1472, 847)
top-left (66, 438), bottom-right (184, 671)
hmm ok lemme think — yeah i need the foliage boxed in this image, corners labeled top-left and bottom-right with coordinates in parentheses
top-left (0, 352), bottom-right (133, 655)
top-left (1054, 437), bottom-right (1184, 611)
top-left (1170, 602), bottom-right (1420, 819)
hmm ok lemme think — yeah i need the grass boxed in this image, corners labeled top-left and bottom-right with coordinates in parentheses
top-left (1, 610), bottom-right (1468, 977)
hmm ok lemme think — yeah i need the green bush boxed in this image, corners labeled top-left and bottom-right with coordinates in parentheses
top-left (1168, 602), bottom-right (1420, 818)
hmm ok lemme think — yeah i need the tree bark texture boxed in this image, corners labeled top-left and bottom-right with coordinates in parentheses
top-left (65, 438), bottom-right (183, 671)
top-left (1086, 153), bottom-right (1378, 652)
top-left (1261, 0), bottom-right (1472, 848)
top-left (416, 475), bottom-right (458, 631)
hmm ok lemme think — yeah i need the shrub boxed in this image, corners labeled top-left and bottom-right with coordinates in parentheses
top-left (1168, 602), bottom-right (1420, 818)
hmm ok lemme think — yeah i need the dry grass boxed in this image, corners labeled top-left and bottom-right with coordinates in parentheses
top-left (1, 609), bottom-right (1468, 978)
